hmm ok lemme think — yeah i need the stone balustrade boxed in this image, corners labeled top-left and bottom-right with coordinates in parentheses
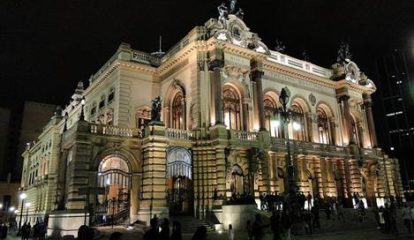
top-left (231, 130), bottom-right (258, 141)
top-left (90, 123), bottom-right (141, 138)
top-left (165, 128), bottom-right (193, 140)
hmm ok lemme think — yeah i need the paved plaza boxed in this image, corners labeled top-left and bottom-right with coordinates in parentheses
top-left (2, 208), bottom-right (414, 240)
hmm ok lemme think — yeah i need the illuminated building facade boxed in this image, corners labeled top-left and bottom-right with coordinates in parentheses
top-left (20, 4), bottom-right (404, 235)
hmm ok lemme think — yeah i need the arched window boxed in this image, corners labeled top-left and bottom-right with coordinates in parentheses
top-left (317, 109), bottom-right (330, 144)
top-left (172, 92), bottom-right (184, 129)
top-left (264, 95), bottom-right (281, 137)
top-left (223, 86), bottom-right (242, 130)
top-left (290, 104), bottom-right (306, 141)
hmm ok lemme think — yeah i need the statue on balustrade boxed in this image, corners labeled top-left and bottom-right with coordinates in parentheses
top-left (151, 96), bottom-right (162, 123)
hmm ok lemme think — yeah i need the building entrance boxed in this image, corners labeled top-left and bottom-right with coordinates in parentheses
top-left (166, 147), bottom-right (193, 215)
top-left (96, 156), bottom-right (131, 225)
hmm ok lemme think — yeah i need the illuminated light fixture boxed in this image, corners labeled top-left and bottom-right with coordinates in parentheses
top-left (390, 147), bottom-right (395, 151)
top-left (106, 178), bottom-right (111, 186)
top-left (20, 193), bottom-right (27, 200)
top-left (293, 122), bottom-right (301, 131)
top-left (25, 202), bottom-right (31, 208)
top-left (9, 206), bottom-right (15, 212)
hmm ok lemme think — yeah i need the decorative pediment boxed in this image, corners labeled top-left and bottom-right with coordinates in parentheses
top-left (207, 1), bottom-right (270, 55)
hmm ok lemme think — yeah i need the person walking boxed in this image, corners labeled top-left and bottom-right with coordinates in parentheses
top-left (171, 221), bottom-right (182, 240)
top-left (192, 226), bottom-right (207, 240)
top-left (246, 220), bottom-right (253, 240)
top-left (228, 224), bottom-right (235, 240)
top-left (159, 218), bottom-right (170, 239)
top-left (252, 214), bottom-right (268, 240)
top-left (402, 204), bottom-right (411, 233)
top-left (270, 211), bottom-right (281, 240)
top-left (109, 232), bottom-right (123, 240)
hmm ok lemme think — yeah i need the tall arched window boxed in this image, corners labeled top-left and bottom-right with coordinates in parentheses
top-left (291, 104), bottom-right (306, 141)
top-left (223, 86), bottom-right (242, 130)
top-left (317, 108), bottom-right (330, 144)
top-left (264, 95), bottom-right (281, 137)
top-left (172, 92), bottom-right (184, 129)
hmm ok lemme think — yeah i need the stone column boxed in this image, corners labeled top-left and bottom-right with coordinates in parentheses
top-left (329, 118), bottom-right (336, 145)
top-left (242, 102), bottom-right (249, 131)
top-left (138, 124), bottom-right (168, 225)
top-left (338, 95), bottom-right (354, 144)
top-left (209, 59), bottom-right (225, 125)
top-left (250, 69), bottom-right (266, 131)
top-left (182, 97), bottom-right (187, 130)
top-left (363, 94), bottom-right (378, 147)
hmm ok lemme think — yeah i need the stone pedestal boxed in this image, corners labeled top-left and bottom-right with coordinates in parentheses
top-left (221, 205), bottom-right (258, 230)
top-left (47, 211), bottom-right (89, 238)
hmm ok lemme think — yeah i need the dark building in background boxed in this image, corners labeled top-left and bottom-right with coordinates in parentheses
top-left (0, 101), bottom-right (56, 181)
top-left (0, 108), bottom-right (12, 180)
top-left (377, 49), bottom-right (414, 189)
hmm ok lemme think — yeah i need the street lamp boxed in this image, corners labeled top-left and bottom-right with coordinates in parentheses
top-left (25, 202), bottom-right (31, 223)
top-left (80, 97), bottom-right (86, 121)
top-left (17, 192), bottom-right (27, 236)
top-left (278, 87), bottom-right (298, 195)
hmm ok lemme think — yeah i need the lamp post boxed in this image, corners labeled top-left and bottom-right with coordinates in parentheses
top-left (80, 97), bottom-right (86, 121)
top-left (25, 202), bottom-right (31, 223)
top-left (279, 87), bottom-right (297, 195)
top-left (17, 193), bottom-right (27, 236)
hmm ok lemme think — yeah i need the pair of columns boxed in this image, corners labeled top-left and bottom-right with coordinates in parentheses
top-left (208, 58), bottom-right (266, 130)
top-left (338, 93), bottom-right (377, 147)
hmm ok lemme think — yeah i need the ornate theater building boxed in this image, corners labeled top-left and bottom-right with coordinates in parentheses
top-left (20, 2), bottom-right (404, 236)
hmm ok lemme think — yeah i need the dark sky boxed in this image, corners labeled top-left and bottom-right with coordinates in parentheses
top-left (0, 0), bottom-right (413, 106)
top-left (0, 1), bottom-right (413, 129)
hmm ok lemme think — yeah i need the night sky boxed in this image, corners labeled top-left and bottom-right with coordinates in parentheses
top-left (0, 1), bottom-right (413, 146)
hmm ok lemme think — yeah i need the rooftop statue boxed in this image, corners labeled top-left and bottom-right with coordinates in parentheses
top-left (217, 0), bottom-right (244, 25)
top-left (336, 41), bottom-right (352, 64)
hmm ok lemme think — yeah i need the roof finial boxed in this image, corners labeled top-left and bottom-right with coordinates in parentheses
top-left (151, 35), bottom-right (165, 58)
top-left (158, 35), bottom-right (163, 53)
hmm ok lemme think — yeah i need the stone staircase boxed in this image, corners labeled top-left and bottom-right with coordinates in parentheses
top-left (169, 215), bottom-right (215, 235)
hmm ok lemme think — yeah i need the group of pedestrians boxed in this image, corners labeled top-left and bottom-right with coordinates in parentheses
top-left (401, 204), bottom-right (414, 234)
top-left (374, 202), bottom-right (400, 235)
top-left (21, 221), bottom-right (47, 240)
top-left (143, 215), bottom-right (190, 240)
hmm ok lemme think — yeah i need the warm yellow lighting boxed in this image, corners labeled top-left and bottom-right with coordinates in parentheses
top-left (20, 193), bottom-right (27, 200)
top-left (293, 122), bottom-right (301, 131)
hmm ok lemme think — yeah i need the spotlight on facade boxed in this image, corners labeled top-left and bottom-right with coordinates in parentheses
top-left (293, 122), bottom-right (301, 131)
top-left (25, 202), bottom-right (31, 208)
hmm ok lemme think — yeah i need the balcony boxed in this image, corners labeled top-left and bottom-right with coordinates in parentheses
top-left (270, 137), bottom-right (347, 157)
top-left (90, 124), bottom-right (142, 138)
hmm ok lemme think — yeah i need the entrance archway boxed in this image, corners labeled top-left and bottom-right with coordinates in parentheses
top-left (166, 147), bottom-right (193, 215)
top-left (96, 156), bottom-right (131, 225)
